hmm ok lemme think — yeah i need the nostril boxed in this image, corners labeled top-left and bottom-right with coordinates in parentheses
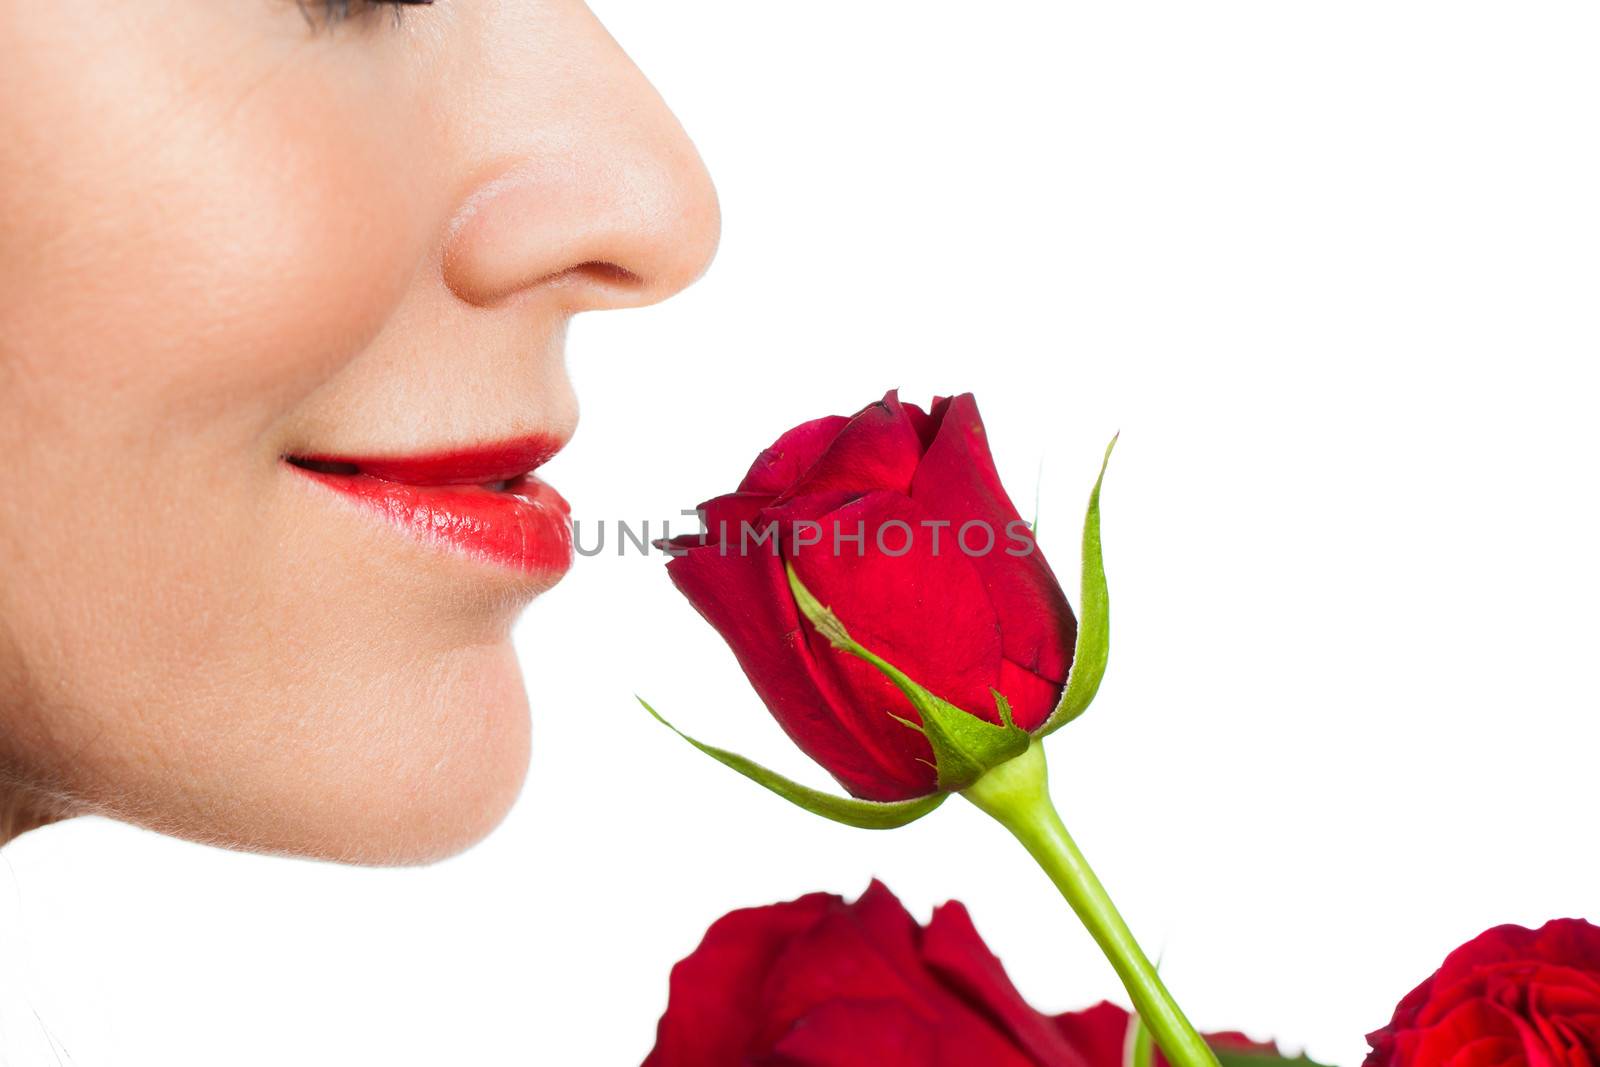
top-left (567, 260), bottom-right (641, 287)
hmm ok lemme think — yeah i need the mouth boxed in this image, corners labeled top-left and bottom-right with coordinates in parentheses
top-left (283, 434), bottom-right (573, 577)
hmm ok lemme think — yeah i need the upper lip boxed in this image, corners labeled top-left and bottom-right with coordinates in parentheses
top-left (285, 432), bottom-right (566, 487)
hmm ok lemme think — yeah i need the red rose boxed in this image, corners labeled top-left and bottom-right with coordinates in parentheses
top-left (1365, 918), bottom-right (1600, 1066)
top-left (643, 879), bottom-right (1097, 1067)
top-left (663, 391), bottom-right (1076, 802)
top-left (644, 880), bottom-right (1280, 1067)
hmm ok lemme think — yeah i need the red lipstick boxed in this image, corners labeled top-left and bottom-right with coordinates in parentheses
top-left (285, 434), bottom-right (572, 576)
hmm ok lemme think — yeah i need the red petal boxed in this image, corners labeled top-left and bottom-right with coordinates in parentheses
top-left (901, 395), bottom-right (939, 449)
top-left (908, 393), bottom-right (1077, 729)
top-left (757, 881), bottom-right (1057, 1067)
top-left (741, 415), bottom-right (853, 495)
top-left (773, 391), bottom-right (927, 504)
top-left (1053, 1001), bottom-right (1136, 1067)
top-left (850, 879), bottom-right (929, 972)
top-left (757, 899), bottom-right (938, 1049)
top-left (762, 999), bottom-right (939, 1067)
top-left (922, 901), bottom-right (1096, 1067)
top-left (665, 539), bottom-right (932, 801)
top-left (777, 489), bottom-right (1007, 795)
top-left (996, 658), bottom-right (1067, 731)
top-left (1403, 999), bottom-right (1526, 1067)
top-left (643, 891), bottom-right (839, 1067)
top-left (698, 491), bottom-right (774, 536)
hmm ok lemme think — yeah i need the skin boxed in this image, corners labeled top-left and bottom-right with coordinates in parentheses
top-left (0, 1), bottom-right (720, 863)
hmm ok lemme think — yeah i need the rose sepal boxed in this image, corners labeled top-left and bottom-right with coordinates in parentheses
top-left (636, 697), bottom-right (947, 829)
top-left (1037, 432), bottom-right (1116, 737)
top-left (785, 562), bottom-right (1030, 791)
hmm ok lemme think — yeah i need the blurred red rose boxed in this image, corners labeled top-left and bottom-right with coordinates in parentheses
top-left (662, 390), bottom-right (1076, 802)
top-left (1365, 917), bottom-right (1600, 1066)
top-left (644, 880), bottom-right (1278, 1067)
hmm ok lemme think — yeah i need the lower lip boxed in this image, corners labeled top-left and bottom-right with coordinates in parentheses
top-left (289, 467), bottom-right (573, 577)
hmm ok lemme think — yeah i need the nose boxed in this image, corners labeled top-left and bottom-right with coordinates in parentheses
top-left (440, 7), bottom-right (722, 314)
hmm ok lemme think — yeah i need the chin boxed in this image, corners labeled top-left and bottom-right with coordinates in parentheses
top-left (312, 639), bottom-right (536, 867)
top-left (126, 639), bottom-right (537, 867)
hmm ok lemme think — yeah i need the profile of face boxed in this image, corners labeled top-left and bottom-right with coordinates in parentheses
top-left (0, 1), bottom-right (720, 862)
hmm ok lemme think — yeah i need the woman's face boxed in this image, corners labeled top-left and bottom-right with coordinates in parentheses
top-left (0, 1), bottom-right (719, 862)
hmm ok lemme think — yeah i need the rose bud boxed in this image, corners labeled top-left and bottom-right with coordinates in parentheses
top-left (644, 881), bottom-right (1309, 1067)
top-left (1365, 917), bottom-right (1600, 1066)
top-left (645, 390), bottom-right (1112, 825)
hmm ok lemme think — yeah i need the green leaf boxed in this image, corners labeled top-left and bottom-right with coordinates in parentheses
top-left (1038, 432), bottom-right (1116, 737)
top-left (786, 564), bottom-right (1030, 791)
top-left (636, 697), bottom-right (946, 829)
top-left (1215, 1051), bottom-right (1333, 1067)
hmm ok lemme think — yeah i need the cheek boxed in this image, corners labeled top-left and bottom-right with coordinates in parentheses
top-left (0, 10), bottom-right (501, 861)
top-left (0, 21), bottom-right (419, 615)
top-left (0, 77), bottom-right (420, 445)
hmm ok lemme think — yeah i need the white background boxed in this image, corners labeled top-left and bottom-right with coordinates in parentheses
top-left (4, 3), bottom-right (1598, 1065)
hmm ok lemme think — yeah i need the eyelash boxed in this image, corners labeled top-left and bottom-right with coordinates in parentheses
top-left (308, 0), bottom-right (434, 29)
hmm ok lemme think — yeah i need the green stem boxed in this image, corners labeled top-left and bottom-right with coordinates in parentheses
top-left (962, 742), bottom-right (1219, 1067)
